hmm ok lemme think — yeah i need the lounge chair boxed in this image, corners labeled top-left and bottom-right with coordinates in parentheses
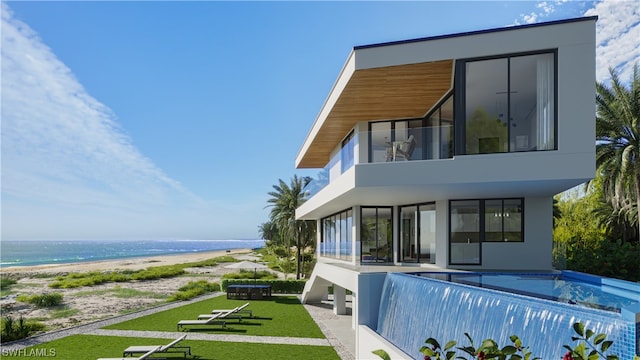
top-left (395, 135), bottom-right (416, 160)
top-left (196, 306), bottom-right (244, 322)
top-left (122, 335), bottom-right (191, 359)
top-left (177, 312), bottom-right (227, 331)
top-left (97, 346), bottom-right (160, 360)
top-left (198, 302), bottom-right (252, 319)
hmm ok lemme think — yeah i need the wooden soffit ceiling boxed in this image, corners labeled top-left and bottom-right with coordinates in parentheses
top-left (297, 59), bottom-right (453, 168)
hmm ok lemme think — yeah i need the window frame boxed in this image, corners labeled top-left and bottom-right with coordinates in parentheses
top-left (448, 198), bottom-right (525, 266)
top-left (454, 49), bottom-right (558, 155)
top-left (360, 206), bottom-right (393, 264)
top-left (321, 208), bottom-right (354, 260)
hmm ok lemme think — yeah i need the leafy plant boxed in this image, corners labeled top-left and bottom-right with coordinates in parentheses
top-left (1, 316), bottom-right (46, 343)
top-left (562, 322), bottom-right (619, 360)
top-left (372, 322), bottom-right (621, 360)
top-left (419, 334), bottom-right (538, 360)
top-left (17, 293), bottom-right (63, 307)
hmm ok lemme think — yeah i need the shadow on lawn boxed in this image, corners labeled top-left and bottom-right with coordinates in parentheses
top-left (243, 316), bottom-right (273, 321)
top-left (184, 327), bottom-right (248, 333)
top-left (273, 297), bottom-right (302, 305)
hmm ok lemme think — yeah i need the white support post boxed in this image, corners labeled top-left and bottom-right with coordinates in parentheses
top-left (333, 284), bottom-right (347, 315)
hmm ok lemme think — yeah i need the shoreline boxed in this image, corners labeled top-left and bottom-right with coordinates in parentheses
top-left (0, 248), bottom-right (253, 274)
top-left (0, 249), bottom-right (261, 332)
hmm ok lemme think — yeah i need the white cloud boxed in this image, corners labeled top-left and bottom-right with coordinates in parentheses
top-left (1, 3), bottom-right (210, 240)
top-left (514, 0), bottom-right (639, 83)
top-left (584, 0), bottom-right (640, 82)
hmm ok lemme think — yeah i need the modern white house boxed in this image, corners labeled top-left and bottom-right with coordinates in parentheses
top-left (295, 17), bottom-right (597, 359)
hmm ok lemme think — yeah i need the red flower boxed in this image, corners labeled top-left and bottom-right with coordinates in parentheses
top-left (563, 351), bottom-right (574, 360)
top-left (424, 356), bottom-right (431, 360)
top-left (477, 351), bottom-right (486, 360)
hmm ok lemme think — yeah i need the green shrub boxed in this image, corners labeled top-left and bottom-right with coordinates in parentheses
top-left (17, 293), bottom-right (63, 308)
top-left (372, 322), bottom-right (620, 360)
top-left (0, 277), bottom-right (17, 290)
top-left (49, 266), bottom-right (185, 289)
top-left (222, 270), bottom-right (278, 280)
top-left (567, 239), bottom-right (640, 282)
top-left (1, 316), bottom-right (46, 343)
top-left (168, 280), bottom-right (220, 302)
top-left (47, 255), bottom-right (243, 289)
top-left (221, 279), bottom-right (306, 294)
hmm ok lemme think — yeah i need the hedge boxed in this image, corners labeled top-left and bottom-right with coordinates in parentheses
top-left (221, 279), bottom-right (306, 294)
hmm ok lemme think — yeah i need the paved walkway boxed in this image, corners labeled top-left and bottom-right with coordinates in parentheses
top-left (0, 293), bottom-right (355, 360)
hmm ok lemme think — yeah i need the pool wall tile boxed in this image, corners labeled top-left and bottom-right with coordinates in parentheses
top-left (377, 273), bottom-right (639, 359)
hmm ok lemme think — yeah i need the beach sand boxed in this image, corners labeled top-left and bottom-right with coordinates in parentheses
top-left (0, 249), bottom-right (262, 331)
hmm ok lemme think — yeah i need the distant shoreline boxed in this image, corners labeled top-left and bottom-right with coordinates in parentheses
top-left (0, 239), bottom-right (264, 269)
top-left (0, 248), bottom-right (253, 274)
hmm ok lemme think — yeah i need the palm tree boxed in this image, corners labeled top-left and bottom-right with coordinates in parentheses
top-left (266, 175), bottom-right (312, 279)
top-left (258, 221), bottom-right (280, 245)
top-left (595, 63), bottom-right (640, 242)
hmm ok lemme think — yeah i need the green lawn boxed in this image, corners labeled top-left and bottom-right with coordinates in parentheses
top-left (3, 335), bottom-right (341, 360)
top-left (103, 295), bottom-right (325, 338)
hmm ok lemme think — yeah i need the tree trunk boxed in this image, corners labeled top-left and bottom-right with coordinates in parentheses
top-left (295, 237), bottom-right (301, 280)
top-left (635, 172), bottom-right (640, 243)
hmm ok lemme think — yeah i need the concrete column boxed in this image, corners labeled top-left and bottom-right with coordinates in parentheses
top-left (351, 291), bottom-right (357, 330)
top-left (333, 284), bottom-right (347, 315)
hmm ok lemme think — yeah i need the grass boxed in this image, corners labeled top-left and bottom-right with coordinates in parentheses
top-left (16, 293), bottom-right (63, 307)
top-left (74, 286), bottom-right (168, 299)
top-left (49, 307), bottom-right (80, 319)
top-left (48, 255), bottom-right (239, 289)
top-left (168, 280), bottom-right (220, 301)
top-left (3, 335), bottom-right (341, 360)
top-left (103, 295), bottom-right (325, 338)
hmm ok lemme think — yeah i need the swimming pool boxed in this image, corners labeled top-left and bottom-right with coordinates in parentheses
top-left (414, 271), bottom-right (639, 312)
top-left (376, 271), bottom-right (640, 359)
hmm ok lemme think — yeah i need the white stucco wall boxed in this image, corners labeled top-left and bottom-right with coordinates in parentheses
top-left (358, 326), bottom-right (412, 360)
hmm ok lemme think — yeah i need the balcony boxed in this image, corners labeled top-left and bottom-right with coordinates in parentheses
top-left (304, 124), bottom-right (453, 199)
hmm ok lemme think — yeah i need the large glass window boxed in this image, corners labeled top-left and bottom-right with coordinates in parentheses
top-left (399, 203), bottom-right (436, 264)
top-left (361, 207), bottom-right (393, 263)
top-left (321, 209), bottom-right (353, 261)
top-left (458, 51), bottom-right (556, 155)
top-left (450, 198), bottom-right (524, 264)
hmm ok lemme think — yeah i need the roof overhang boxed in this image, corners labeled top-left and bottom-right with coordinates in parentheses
top-left (295, 55), bottom-right (453, 169)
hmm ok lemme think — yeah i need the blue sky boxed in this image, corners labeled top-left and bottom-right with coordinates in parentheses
top-left (1, 1), bottom-right (638, 241)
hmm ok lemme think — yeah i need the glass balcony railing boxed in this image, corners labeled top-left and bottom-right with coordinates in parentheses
top-left (303, 125), bottom-right (454, 199)
top-left (369, 125), bottom-right (454, 163)
top-left (304, 134), bottom-right (355, 199)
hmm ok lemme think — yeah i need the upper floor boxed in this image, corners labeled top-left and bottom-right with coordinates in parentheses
top-left (295, 17), bottom-right (596, 220)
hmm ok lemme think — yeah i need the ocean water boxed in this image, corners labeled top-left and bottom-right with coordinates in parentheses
top-left (0, 239), bottom-right (265, 267)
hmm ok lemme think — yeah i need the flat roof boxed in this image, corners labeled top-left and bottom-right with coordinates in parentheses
top-left (295, 16), bottom-right (598, 169)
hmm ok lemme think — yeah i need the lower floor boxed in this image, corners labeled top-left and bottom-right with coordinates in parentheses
top-left (317, 196), bottom-right (554, 271)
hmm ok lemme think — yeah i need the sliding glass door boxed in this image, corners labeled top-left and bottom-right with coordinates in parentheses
top-left (361, 207), bottom-right (393, 263)
top-left (399, 203), bottom-right (436, 264)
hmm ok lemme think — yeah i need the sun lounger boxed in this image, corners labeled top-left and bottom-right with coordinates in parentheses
top-left (210, 302), bottom-right (252, 317)
top-left (97, 345), bottom-right (160, 360)
top-left (122, 335), bottom-right (191, 359)
top-left (177, 312), bottom-right (227, 331)
top-left (197, 304), bottom-right (250, 320)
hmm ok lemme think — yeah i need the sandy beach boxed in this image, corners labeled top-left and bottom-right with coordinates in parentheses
top-left (0, 249), bottom-right (262, 331)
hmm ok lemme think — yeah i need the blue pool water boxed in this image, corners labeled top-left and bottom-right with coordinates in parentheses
top-left (415, 271), bottom-right (639, 313)
top-left (376, 271), bottom-right (639, 360)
